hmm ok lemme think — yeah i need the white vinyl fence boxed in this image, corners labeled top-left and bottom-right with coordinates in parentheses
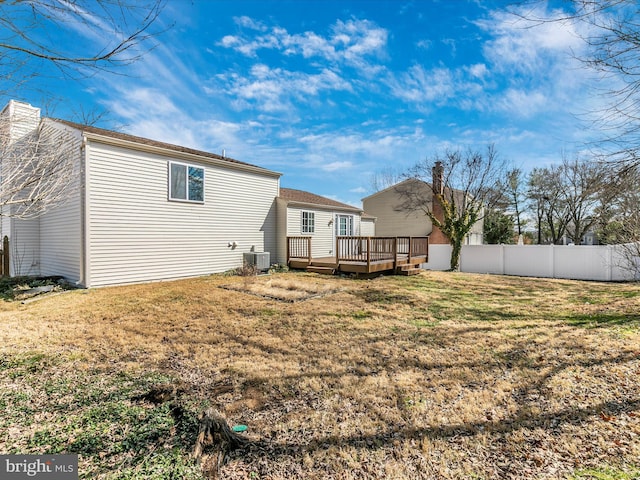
top-left (422, 244), bottom-right (640, 281)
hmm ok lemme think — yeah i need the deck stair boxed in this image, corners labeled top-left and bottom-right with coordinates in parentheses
top-left (306, 265), bottom-right (336, 275)
top-left (396, 263), bottom-right (422, 276)
top-left (305, 258), bottom-right (338, 275)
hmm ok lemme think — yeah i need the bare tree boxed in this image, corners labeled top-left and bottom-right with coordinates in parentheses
top-left (0, 0), bottom-right (165, 95)
top-left (0, 1), bottom-right (165, 222)
top-left (395, 145), bottom-right (507, 270)
top-left (526, 166), bottom-right (569, 245)
top-left (1, 112), bottom-right (78, 219)
top-left (526, 154), bottom-right (615, 245)
top-left (559, 155), bottom-right (609, 244)
top-left (515, 0), bottom-right (640, 169)
top-left (526, 168), bottom-right (548, 244)
top-left (504, 168), bottom-right (526, 236)
top-left (368, 167), bottom-right (404, 194)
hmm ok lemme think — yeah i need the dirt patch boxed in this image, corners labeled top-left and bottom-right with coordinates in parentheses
top-left (221, 276), bottom-right (343, 302)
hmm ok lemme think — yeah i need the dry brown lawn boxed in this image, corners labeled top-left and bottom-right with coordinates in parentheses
top-left (1, 271), bottom-right (639, 479)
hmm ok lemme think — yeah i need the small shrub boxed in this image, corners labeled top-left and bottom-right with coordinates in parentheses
top-left (235, 262), bottom-right (259, 277)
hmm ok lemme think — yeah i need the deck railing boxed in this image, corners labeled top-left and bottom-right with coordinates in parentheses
top-left (287, 236), bottom-right (312, 263)
top-left (287, 235), bottom-right (429, 269)
top-left (397, 236), bottom-right (429, 261)
top-left (336, 236), bottom-right (429, 265)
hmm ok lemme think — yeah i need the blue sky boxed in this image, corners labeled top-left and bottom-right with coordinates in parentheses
top-left (2, 0), bottom-right (607, 207)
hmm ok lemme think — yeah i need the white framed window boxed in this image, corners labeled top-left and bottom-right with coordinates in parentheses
top-left (169, 161), bottom-right (204, 203)
top-left (302, 211), bottom-right (315, 233)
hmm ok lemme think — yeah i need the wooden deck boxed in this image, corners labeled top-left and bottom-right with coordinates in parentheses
top-left (287, 236), bottom-right (429, 275)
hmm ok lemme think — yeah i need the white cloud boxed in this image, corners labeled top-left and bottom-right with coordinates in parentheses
top-left (388, 65), bottom-right (456, 105)
top-left (495, 88), bottom-right (549, 118)
top-left (477, 5), bottom-right (586, 75)
top-left (219, 64), bottom-right (351, 113)
top-left (217, 17), bottom-right (388, 70)
top-left (467, 63), bottom-right (488, 80)
top-left (322, 161), bottom-right (353, 172)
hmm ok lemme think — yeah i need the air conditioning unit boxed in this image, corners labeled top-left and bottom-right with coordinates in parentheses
top-left (243, 252), bottom-right (270, 271)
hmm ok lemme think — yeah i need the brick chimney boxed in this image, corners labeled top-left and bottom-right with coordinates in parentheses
top-left (429, 161), bottom-right (450, 244)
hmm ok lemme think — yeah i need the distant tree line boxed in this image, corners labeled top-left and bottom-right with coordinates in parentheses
top-left (484, 155), bottom-right (639, 246)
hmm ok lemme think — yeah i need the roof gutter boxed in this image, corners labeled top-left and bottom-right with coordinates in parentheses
top-left (284, 200), bottom-right (362, 214)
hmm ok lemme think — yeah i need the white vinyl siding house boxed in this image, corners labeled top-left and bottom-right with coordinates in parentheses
top-left (83, 138), bottom-right (279, 287)
top-left (275, 188), bottom-right (365, 263)
top-left (2, 100), bottom-right (281, 287)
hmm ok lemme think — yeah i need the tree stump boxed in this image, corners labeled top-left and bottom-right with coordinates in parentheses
top-left (193, 408), bottom-right (249, 471)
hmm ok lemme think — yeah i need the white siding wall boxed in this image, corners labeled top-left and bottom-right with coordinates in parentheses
top-left (360, 218), bottom-right (376, 237)
top-left (275, 198), bottom-right (288, 264)
top-left (38, 122), bottom-right (83, 284)
top-left (10, 218), bottom-right (40, 276)
top-left (39, 190), bottom-right (82, 283)
top-left (285, 206), bottom-right (363, 258)
top-left (85, 141), bottom-right (279, 287)
top-left (286, 206), bottom-right (335, 258)
top-left (3, 100), bottom-right (40, 142)
top-left (1, 101), bottom-right (43, 276)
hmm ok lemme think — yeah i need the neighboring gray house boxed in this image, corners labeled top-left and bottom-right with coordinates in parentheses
top-left (2, 100), bottom-right (281, 287)
top-left (275, 188), bottom-right (374, 263)
top-left (362, 178), bottom-right (483, 245)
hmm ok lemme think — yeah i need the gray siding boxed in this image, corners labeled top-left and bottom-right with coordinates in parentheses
top-left (85, 141), bottom-right (279, 287)
top-left (363, 186), bottom-right (431, 237)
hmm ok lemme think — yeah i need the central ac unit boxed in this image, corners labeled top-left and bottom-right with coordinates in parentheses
top-left (243, 252), bottom-right (270, 271)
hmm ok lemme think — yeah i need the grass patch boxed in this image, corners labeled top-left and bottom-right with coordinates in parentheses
top-left (1, 358), bottom-right (203, 479)
top-left (1, 271), bottom-right (639, 479)
top-left (570, 465), bottom-right (640, 479)
top-left (0, 275), bottom-right (79, 301)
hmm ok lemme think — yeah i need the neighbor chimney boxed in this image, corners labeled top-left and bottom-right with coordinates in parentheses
top-left (429, 161), bottom-right (449, 245)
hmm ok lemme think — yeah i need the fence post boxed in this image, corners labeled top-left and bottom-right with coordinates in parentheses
top-left (2, 236), bottom-right (9, 277)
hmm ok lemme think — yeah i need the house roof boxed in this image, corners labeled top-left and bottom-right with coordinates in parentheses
top-left (361, 178), bottom-right (431, 201)
top-left (50, 118), bottom-right (281, 177)
top-left (279, 188), bottom-right (362, 213)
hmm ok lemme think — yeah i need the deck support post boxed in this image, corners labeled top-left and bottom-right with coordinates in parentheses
top-left (366, 237), bottom-right (371, 271)
top-left (408, 237), bottom-right (413, 263)
top-left (307, 237), bottom-right (312, 264)
top-left (393, 237), bottom-right (398, 271)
